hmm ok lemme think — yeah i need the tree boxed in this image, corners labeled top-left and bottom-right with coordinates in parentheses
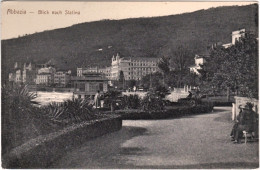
top-left (119, 70), bottom-right (125, 82)
top-left (200, 33), bottom-right (258, 98)
top-left (140, 72), bottom-right (163, 90)
top-left (104, 90), bottom-right (121, 112)
top-left (170, 46), bottom-right (191, 87)
top-left (158, 56), bottom-right (170, 74)
top-left (158, 56), bottom-right (170, 86)
top-left (127, 79), bottom-right (136, 89)
top-left (118, 70), bottom-right (125, 89)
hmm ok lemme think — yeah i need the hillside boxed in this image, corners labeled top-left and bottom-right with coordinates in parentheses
top-left (2, 4), bottom-right (258, 80)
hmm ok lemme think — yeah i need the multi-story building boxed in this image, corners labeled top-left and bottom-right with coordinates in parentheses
top-left (9, 73), bottom-right (15, 82)
top-left (54, 70), bottom-right (71, 87)
top-left (9, 60), bottom-right (57, 85)
top-left (99, 67), bottom-right (112, 80)
top-left (36, 73), bottom-right (53, 85)
top-left (15, 69), bottom-right (23, 83)
top-left (36, 66), bottom-right (56, 85)
top-left (190, 29), bottom-right (246, 75)
top-left (77, 66), bottom-right (111, 79)
top-left (77, 54), bottom-right (158, 81)
top-left (9, 62), bottom-right (23, 83)
top-left (22, 62), bottom-right (37, 84)
top-left (110, 53), bottom-right (159, 81)
top-left (222, 29), bottom-right (245, 48)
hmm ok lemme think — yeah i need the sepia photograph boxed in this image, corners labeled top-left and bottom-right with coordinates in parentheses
top-left (1, 1), bottom-right (259, 168)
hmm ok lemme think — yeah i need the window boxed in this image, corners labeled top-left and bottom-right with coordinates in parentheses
top-left (99, 83), bottom-right (103, 91)
top-left (79, 83), bottom-right (85, 91)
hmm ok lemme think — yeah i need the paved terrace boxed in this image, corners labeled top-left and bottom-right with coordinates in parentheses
top-left (51, 107), bottom-right (259, 169)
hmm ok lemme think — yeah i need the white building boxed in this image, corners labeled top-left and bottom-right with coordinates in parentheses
top-left (222, 29), bottom-right (245, 48)
top-left (15, 69), bottom-right (23, 83)
top-left (77, 53), bottom-right (158, 81)
top-left (54, 70), bottom-right (71, 87)
top-left (36, 66), bottom-right (56, 85)
top-left (36, 73), bottom-right (53, 85)
top-left (110, 53), bottom-right (159, 80)
top-left (189, 55), bottom-right (206, 75)
top-left (77, 66), bottom-right (111, 79)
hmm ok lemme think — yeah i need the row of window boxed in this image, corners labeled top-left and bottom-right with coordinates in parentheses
top-left (129, 63), bottom-right (156, 66)
top-left (54, 80), bottom-right (66, 82)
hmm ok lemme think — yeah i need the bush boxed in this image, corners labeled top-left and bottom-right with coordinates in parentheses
top-left (2, 84), bottom-right (98, 155)
top-left (40, 98), bottom-right (97, 124)
top-left (2, 84), bottom-right (56, 154)
top-left (141, 92), bottom-right (165, 111)
top-left (121, 95), bottom-right (140, 110)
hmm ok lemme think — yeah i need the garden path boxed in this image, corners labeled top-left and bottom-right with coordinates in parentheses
top-left (50, 107), bottom-right (259, 168)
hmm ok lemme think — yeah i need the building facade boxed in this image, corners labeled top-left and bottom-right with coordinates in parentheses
top-left (36, 73), bottom-right (53, 85)
top-left (54, 70), bottom-right (71, 87)
top-left (110, 53), bottom-right (159, 81)
top-left (36, 66), bottom-right (56, 85)
top-left (9, 60), bottom-right (58, 86)
top-left (222, 29), bottom-right (245, 48)
top-left (22, 62), bottom-right (37, 84)
top-left (15, 69), bottom-right (23, 83)
top-left (77, 54), bottom-right (158, 81)
top-left (189, 54), bottom-right (207, 75)
top-left (77, 66), bottom-right (111, 79)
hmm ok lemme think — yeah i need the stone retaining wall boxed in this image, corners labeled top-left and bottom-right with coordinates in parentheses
top-left (3, 115), bottom-right (122, 168)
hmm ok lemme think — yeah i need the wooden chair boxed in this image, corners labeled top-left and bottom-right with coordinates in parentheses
top-left (242, 131), bottom-right (254, 144)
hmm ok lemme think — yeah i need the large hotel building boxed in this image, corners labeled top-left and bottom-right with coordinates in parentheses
top-left (77, 53), bottom-right (159, 81)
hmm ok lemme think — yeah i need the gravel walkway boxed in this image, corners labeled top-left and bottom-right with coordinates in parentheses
top-left (51, 107), bottom-right (259, 168)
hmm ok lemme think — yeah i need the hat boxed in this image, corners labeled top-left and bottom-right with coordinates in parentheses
top-left (239, 103), bottom-right (253, 110)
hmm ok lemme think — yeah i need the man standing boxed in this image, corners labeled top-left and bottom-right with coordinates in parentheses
top-left (94, 90), bottom-right (100, 108)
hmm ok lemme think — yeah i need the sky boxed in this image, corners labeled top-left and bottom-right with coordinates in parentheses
top-left (1, 1), bottom-right (257, 40)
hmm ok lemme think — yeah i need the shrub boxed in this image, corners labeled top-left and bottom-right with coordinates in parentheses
top-left (121, 95), bottom-right (140, 110)
top-left (141, 92), bottom-right (165, 111)
top-left (2, 84), bottom-right (54, 154)
top-left (40, 98), bottom-right (97, 124)
top-left (103, 90), bottom-right (122, 111)
top-left (2, 84), bottom-right (98, 154)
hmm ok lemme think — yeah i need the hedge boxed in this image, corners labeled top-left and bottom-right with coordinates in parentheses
top-left (3, 115), bottom-right (122, 169)
top-left (111, 105), bottom-right (214, 120)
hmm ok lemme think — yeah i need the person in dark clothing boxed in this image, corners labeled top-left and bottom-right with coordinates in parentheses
top-left (230, 106), bottom-right (243, 138)
top-left (231, 103), bottom-right (256, 143)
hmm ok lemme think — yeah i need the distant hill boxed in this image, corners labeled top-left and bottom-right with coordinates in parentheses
top-left (2, 4), bottom-right (258, 81)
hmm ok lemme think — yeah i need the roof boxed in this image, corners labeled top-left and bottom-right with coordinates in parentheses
top-left (195, 54), bottom-right (210, 59)
top-left (71, 76), bottom-right (108, 81)
top-left (124, 57), bottom-right (159, 61)
top-left (188, 65), bottom-right (197, 68)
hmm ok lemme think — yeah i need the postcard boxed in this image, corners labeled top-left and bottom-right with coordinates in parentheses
top-left (1, 1), bottom-right (258, 169)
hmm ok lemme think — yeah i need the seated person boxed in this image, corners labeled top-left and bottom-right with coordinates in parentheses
top-left (231, 103), bottom-right (256, 143)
